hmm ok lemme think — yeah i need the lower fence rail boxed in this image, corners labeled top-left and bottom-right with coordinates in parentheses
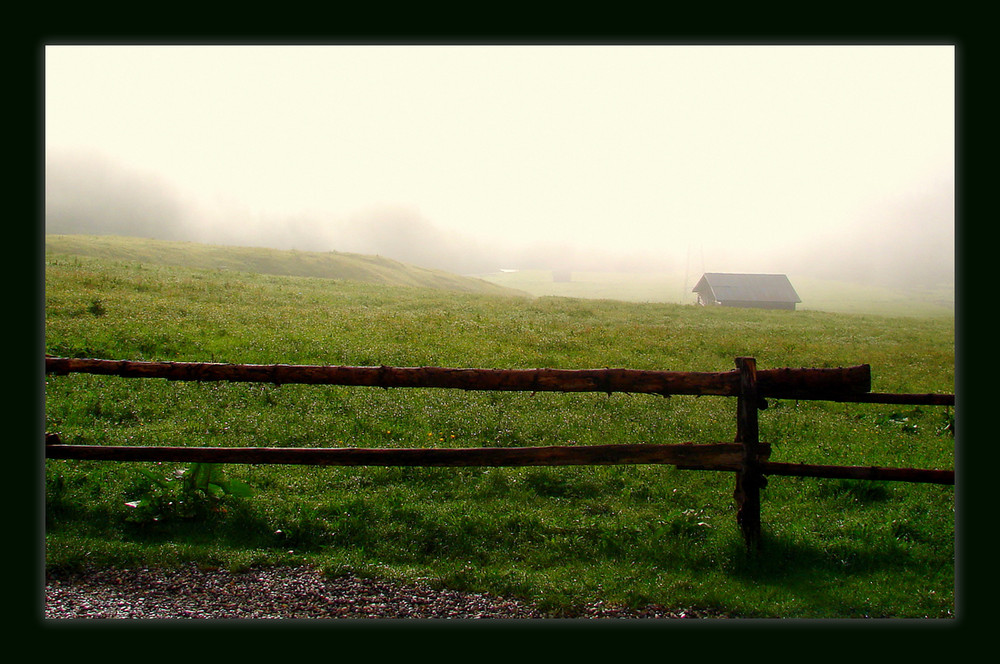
top-left (44, 438), bottom-right (768, 470)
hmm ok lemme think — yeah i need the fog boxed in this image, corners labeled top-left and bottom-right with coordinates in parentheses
top-left (45, 45), bottom-right (955, 290)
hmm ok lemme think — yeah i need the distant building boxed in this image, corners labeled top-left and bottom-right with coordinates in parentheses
top-left (692, 273), bottom-right (801, 310)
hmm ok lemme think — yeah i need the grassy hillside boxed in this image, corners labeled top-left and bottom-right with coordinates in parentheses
top-left (43, 250), bottom-right (955, 618)
top-left (45, 234), bottom-right (527, 297)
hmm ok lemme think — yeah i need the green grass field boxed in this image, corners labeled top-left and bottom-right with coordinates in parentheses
top-left (43, 235), bottom-right (955, 618)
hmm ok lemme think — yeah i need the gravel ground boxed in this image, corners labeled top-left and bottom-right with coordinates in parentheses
top-left (44, 565), bottom-right (731, 620)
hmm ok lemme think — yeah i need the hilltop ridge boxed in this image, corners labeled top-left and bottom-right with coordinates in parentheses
top-left (45, 234), bottom-right (528, 297)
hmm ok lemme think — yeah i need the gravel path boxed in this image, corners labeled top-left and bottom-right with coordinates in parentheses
top-left (44, 565), bottom-right (730, 620)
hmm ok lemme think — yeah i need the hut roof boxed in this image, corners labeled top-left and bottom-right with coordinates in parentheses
top-left (692, 273), bottom-right (801, 304)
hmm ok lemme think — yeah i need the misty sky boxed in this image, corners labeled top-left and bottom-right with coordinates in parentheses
top-left (45, 44), bottom-right (955, 284)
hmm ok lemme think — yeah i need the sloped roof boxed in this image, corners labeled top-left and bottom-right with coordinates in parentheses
top-left (692, 273), bottom-right (801, 303)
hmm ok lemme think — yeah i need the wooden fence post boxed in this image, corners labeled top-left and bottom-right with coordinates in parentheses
top-left (734, 357), bottom-right (766, 550)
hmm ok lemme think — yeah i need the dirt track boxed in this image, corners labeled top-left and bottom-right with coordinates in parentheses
top-left (44, 564), bottom-right (731, 620)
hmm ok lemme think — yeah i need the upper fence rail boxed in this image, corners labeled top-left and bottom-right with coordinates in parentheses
top-left (44, 356), bottom-right (953, 406)
top-left (44, 356), bottom-right (869, 398)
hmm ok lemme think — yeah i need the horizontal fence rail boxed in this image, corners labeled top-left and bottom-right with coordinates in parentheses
top-left (819, 392), bottom-right (955, 406)
top-left (44, 437), bottom-right (770, 471)
top-left (757, 460), bottom-right (954, 485)
top-left (44, 356), bottom-right (874, 400)
top-left (43, 356), bottom-right (954, 549)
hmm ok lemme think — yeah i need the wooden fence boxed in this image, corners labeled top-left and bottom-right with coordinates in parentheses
top-left (44, 356), bottom-right (955, 549)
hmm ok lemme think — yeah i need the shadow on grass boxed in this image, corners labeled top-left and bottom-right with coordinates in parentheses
top-left (48, 498), bottom-right (285, 553)
top-left (722, 528), bottom-right (917, 583)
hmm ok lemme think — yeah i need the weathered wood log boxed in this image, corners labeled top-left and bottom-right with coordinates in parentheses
top-left (44, 357), bottom-right (873, 398)
top-left (819, 392), bottom-right (955, 406)
top-left (753, 364), bottom-right (872, 399)
top-left (44, 441), bottom-right (769, 470)
top-left (759, 461), bottom-right (954, 485)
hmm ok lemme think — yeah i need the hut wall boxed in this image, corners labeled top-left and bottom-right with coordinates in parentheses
top-left (720, 300), bottom-right (796, 311)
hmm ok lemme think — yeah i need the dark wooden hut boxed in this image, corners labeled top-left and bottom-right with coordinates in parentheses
top-left (692, 273), bottom-right (801, 310)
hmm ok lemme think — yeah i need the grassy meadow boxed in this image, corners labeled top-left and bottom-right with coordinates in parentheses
top-left (43, 236), bottom-right (955, 619)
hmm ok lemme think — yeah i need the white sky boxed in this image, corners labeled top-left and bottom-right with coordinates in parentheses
top-left (44, 44), bottom-right (954, 259)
